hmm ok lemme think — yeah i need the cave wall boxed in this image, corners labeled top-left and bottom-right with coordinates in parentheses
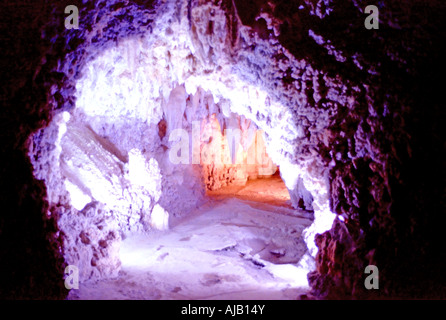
top-left (229, 0), bottom-right (446, 299)
top-left (0, 0), bottom-right (444, 299)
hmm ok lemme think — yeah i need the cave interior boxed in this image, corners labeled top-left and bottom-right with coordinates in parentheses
top-left (0, 0), bottom-right (445, 300)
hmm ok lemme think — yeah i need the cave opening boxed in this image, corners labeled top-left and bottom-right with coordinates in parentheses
top-left (30, 43), bottom-right (323, 299)
top-left (26, 0), bottom-right (340, 299)
top-left (206, 169), bottom-right (292, 208)
top-left (46, 77), bottom-right (319, 299)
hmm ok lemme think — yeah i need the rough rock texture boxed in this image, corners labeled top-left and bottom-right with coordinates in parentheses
top-left (56, 202), bottom-right (122, 282)
top-left (29, 110), bottom-right (166, 281)
top-left (0, 0), bottom-right (445, 299)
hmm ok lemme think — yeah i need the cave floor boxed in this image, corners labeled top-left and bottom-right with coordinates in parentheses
top-left (206, 173), bottom-right (293, 208)
top-left (68, 195), bottom-right (314, 300)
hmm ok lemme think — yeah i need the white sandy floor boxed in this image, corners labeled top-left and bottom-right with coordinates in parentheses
top-left (68, 194), bottom-right (315, 300)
